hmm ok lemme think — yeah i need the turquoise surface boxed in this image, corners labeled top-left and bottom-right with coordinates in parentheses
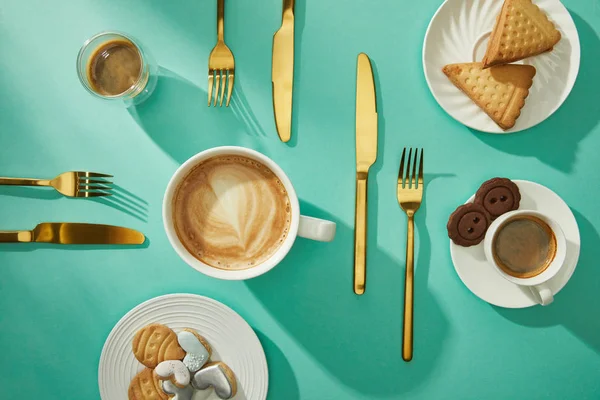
top-left (1, 0), bottom-right (599, 398)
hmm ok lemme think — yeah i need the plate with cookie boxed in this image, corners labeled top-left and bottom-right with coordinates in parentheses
top-left (447, 178), bottom-right (580, 308)
top-left (423, 0), bottom-right (580, 133)
top-left (99, 294), bottom-right (268, 400)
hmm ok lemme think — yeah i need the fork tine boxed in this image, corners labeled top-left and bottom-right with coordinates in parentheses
top-left (398, 148), bottom-right (407, 188)
top-left (219, 70), bottom-right (226, 107)
top-left (418, 149), bottom-right (424, 188)
top-left (79, 185), bottom-right (114, 191)
top-left (79, 179), bottom-right (113, 185)
top-left (407, 148), bottom-right (413, 188)
top-left (78, 172), bottom-right (113, 178)
top-left (208, 70), bottom-right (214, 106)
top-left (214, 70), bottom-right (221, 107)
top-left (226, 71), bottom-right (234, 107)
top-left (411, 148), bottom-right (419, 189)
top-left (80, 191), bottom-right (112, 198)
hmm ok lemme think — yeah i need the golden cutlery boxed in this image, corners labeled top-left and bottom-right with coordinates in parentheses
top-left (208, 0), bottom-right (235, 107)
top-left (354, 53), bottom-right (378, 295)
top-left (0, 171), bottom-right (113, 198)
top-left (397, 148), bottom-right (424, 362)
top-left (0, 222), bottom-right (145, 245)
top-left (272, 0), bottom-right (295, 142)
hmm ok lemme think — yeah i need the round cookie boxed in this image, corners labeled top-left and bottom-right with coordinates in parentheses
top-left (128, 368), bottom-right (168, 400)
top-left (132, 323), bottom-right (186, 368)
top-left (474, 178), bottom-right (521, 219)
top-left (447, 203), bottom-right (492, 247)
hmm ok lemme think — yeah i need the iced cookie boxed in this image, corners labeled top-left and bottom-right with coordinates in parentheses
top-left (192, 362), bottom-right (237, 400)
top-left (133, 324), bottom-right (186, 369)
top-left (474, 178), bottom-right (521, 219)
top-left (155, 360), bottom-right (190, 388)
top-left (177, 329), bottom-right (212, 373)
top-left (128, 368), bottom-right (168, 400)
top-left (162, 381), bottom-right (194, 400)
top-left (447, 203), bottom-right (492, 247)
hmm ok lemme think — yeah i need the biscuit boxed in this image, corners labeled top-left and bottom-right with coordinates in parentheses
top-left (128, 368), bottom-right (168, 400)
top-left (447, 203), bottom-right (492, 247)
top-left (132, 324), bottom-right (186, 369)
top-left (474, 178), bottom-right (521, 219)
top-left (482, 0), bottom-right (561, 68)
top-left (191, 362), bottom-right (238, 400)
top-left (177, 329), bottom-right (212, 373)
top-left (442, 62), bottom-right (535, 130)
top-left (155, 360), bottom-right (191, 388)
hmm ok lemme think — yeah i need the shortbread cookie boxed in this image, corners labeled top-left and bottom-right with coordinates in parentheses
top-left (447, 203), bottom-right (492, 247)
top-left (482, 0), bottom-right (561, 67)
top-left (475, 178), bottom-right (521, 219)
top-left (155, 360), bottom-right (191, 388)
top-left (442, 62), bottom-right (536, 130)
top-left (132, 324), bottom-right (186, 369)
top-left (177, 329), bottom-right (212, 373)
top-left (162, 381), bottom-right (194, 400)
top-left (192, 362), bottom-right (238, 400)
top-left (128, 368), bottom-right (168, 400)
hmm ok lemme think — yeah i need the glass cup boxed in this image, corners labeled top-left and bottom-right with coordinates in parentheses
top-left (77, 31), bottom-right (158, 106)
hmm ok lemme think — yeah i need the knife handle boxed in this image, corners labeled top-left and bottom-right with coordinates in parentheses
top-left (0, 178), bottom-right (50, 186)
top-left (217, 0), bottom-right (225, 42)
top-left (353, 174), bottom-right (368, 295)
top-left (0, 231), bottom-right (32, 243)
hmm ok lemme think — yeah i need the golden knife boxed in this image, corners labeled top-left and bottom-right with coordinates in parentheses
top-left (354, 53), bottom-right (378, 295)
top-left (272, 0), bottom-right (295, 143)
top-left (0, 223), bottom-right (145, 245)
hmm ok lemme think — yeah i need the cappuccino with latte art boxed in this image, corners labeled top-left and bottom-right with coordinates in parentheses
top-left (172, 155), bottom-right (292, 270)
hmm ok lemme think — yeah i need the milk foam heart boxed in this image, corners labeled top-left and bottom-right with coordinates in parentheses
top-left (173, 156), bottom-right (292, 270)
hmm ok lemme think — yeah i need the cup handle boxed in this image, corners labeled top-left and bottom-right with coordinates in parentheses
top-left (298, 216), bottom-right (336, 242)
top-left (529, 284), bottom-right (554, 306)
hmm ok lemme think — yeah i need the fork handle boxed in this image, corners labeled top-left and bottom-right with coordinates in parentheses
top-left (402, 214), bottom-right (415, 362)
top-left (353, 175), bottom-right (368, 295)
top-left (0, 178), bottom-right (50, 186)
top-left (283, 0), bottom-right (295, 13)
top-left (217, 0), bottom-right (225, 42)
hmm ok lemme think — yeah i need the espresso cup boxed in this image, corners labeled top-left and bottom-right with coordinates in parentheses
top-left (484, 210), bottom-right (567, 306)
top-left (163, 146), bottom-right (336, 280)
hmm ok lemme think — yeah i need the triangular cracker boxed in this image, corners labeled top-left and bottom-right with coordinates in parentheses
top-left (482, 0), bottom-right (561, 67)
top-left (442, 62), bottom-right (536, 130)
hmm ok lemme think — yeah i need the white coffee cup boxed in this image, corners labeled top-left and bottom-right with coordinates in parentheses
top-left (163, 146), bottom-right (336, 280)
top-left (483, 210), bottom-right (567, 306)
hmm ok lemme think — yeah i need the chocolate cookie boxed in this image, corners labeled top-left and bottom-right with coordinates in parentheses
top-left (474, 178), bottom-right (521, 219)
top-left (447, 203), bottom-right (492, 247)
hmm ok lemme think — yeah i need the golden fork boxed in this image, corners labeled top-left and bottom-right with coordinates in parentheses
top-left (397, 148), bottom-right (424, 362)
top-left (0, 171), bottom-right (113, 198)
top-left (208, 0), bottom-right (235, 107)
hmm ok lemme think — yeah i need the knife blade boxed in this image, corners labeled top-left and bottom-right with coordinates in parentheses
top-left (272, 0), bottom-right (295, 143)
top-left (354, 53), bottom-right (378, 295)
top-left (0, 223), bottom-right (145, 245)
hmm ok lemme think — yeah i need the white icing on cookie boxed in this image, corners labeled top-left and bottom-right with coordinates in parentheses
top-left (177, 331), bottom-right (210, 372)
top-left (155, 360), bottom-right (191, 387)
top-left (162, 380), bottom-right (194, 400)
top-left (192, 363), bottom-right (236, 399)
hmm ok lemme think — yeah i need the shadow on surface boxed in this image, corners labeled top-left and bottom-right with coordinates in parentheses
top-left (472, 12), bottom-right (600, 173)
top-left (284, 0), bottom-right (306, 149)
top-left (254, 330), bottom-right (300, 400)
top-left (128, 68), bottom-right (265, 165)
top-left (246, 199), bottom-right (449, 397)
top-left (494, 209), bottom-right (600, 354)
top-left (91, 185), bottom-right (149, 222)
top-left (0, 237), bottom-right (150, 252)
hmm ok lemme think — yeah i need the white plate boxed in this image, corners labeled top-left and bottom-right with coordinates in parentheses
top-left (450, 180), bottom-right (580, 308)
top-left (98, 294), bottom-right (268, 400)
top-left (423, 0), bottom-right (580, 133)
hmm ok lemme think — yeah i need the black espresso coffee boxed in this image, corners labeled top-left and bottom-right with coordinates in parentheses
top-left (87, 39), bottom-right (142, 96)
top-left (492, 215), bottom-right (557, 279)
top-left (172, 155), bottom-right (292, 270)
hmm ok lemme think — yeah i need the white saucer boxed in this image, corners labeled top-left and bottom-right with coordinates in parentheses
top-left (98, 294), bottom-right (268, 400)
top-left (450, 180), bottom-right (580, 308)
top-left (423, 0), bottom-right (580, 133)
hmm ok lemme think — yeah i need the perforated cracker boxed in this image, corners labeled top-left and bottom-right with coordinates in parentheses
top-left (442, 62), bottom-right (536, 130)
top-left (482, 0), bottom-right (561, 67)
